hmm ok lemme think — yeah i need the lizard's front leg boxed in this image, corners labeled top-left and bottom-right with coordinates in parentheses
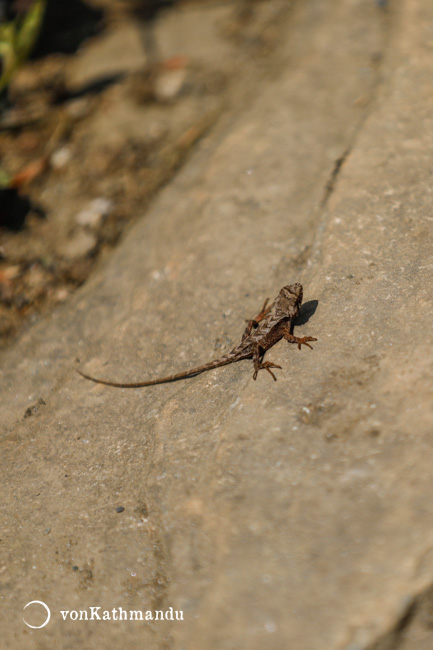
top-left (252, 344), bottom-right (282, 381)
top-left (283, 326), bottom-right (317, 350)
top-left (242, 297), bottom-right (273, 341)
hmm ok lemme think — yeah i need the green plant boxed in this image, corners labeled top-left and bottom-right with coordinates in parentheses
top-left (0, 0), bottom-right (46, 94)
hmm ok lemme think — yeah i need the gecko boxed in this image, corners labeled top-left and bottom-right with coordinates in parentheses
top-left (77, 283), bottom-right (316, 388)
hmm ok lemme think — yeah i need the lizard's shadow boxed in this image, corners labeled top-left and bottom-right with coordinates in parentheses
top-left (293, 300), bottom-right (318, 328)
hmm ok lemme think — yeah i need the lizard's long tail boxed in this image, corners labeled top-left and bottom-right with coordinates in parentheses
top-left (77, 352), bottom-right (247, 388)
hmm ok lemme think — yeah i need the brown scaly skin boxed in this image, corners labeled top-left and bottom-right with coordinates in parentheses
top-left (77, 283), bottom-right (317, 388)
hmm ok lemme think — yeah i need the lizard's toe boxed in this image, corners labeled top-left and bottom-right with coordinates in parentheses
top-left (252, 361), bottom-right (282, 382)
top-left (297, 336), bottom-right (317, 350)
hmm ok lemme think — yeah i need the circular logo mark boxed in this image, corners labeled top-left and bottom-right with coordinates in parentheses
top-left (23, 600), bottom-right (51, 629)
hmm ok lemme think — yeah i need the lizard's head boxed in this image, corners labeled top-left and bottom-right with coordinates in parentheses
top-left (274, 283), bottom-right (303, 318)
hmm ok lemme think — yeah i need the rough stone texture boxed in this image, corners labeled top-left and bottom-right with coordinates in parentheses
top-left (1, 0), bottom-right (433, 648)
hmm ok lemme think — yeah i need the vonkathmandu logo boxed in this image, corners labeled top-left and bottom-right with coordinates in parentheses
top-left (60, 607), bottom-right (184, 622)
top-left (23, 601), bottom-right (184, 628)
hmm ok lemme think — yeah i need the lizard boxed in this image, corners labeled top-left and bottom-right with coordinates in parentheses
top-left (77, 282), bottom-right (316, 388)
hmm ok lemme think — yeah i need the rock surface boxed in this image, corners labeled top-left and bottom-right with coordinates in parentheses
top-left (1, 0), bottom-right (433, 648)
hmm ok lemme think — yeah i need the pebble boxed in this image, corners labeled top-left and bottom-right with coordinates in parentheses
top-left (51, 146), bottom-right (72, 170)
top-left (76, 197), bottom-right (113, 229)
top-left (154, 62), bottom-right (188, 103)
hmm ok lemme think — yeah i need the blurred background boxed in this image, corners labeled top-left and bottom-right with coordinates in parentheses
top-left (0, 0), bottom-right (286, 344)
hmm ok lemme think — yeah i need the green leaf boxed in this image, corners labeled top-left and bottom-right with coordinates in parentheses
top-left (15, 0), bottom-right (46, 61)
top-left (0, 166), bottom-right (12, 188)
top-left (0, 0), bottom-right (46, 94)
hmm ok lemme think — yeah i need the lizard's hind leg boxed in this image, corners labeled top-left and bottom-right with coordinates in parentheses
top-left (252, 344), bottom-right (282, 381)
